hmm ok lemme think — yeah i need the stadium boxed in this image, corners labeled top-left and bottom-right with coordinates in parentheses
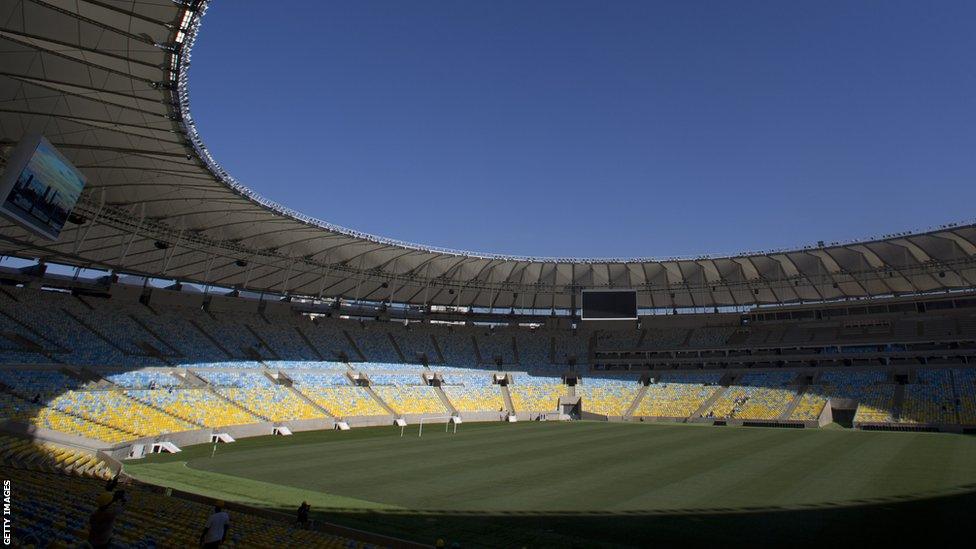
top-left (1, 1), bottom-right (975, 547)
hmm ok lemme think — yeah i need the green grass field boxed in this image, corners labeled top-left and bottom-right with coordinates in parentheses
top-left (126, 422), bottom-right (976, 547)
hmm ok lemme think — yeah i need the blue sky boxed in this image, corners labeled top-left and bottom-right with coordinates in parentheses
top-left (188, 0), bottom-right (975, 259)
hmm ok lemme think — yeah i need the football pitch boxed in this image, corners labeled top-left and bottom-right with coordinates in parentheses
top-left (126, 421), bottom-right (976, 547)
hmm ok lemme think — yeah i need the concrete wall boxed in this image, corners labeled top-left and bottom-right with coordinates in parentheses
top-left (149, 287), bottom-right (205, 309)
top-left (818, 401), bottom-right (834, 427)
top-left (262, 300), bottom-right (293, 317)
top-left (457, 411), bottom-right (507, 422)
top-left (344, 415), bottom-right (396, 428)
top-left (108, 283), bottom-right (143, 303)
top-left (209, 294), bottom-right (260, 314)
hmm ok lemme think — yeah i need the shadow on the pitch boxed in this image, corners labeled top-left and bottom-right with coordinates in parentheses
top-left (239, 485), bottom-right (976, 548)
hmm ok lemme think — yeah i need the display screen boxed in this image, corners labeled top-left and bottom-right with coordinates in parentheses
top-left (0, 135), bottom-right (86, 240)
top-left (581, 290), bottom-right (638, 320)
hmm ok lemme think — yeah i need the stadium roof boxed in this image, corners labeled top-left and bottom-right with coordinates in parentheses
top-left (1, 0), bottom-right (975, 311)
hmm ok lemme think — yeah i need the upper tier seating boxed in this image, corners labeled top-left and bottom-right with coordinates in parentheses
top-left (132, 304), bottom-right (227, 362)
top-left (433, 327), bottom-right (477, 367)
top-left (196, 371), bottom-right (271, 387)
top-left (357, 362), bottom-right (427, 374)
top-left (392, 324), bottom-right (439, 363)
top-left (551, 330), bottom-right (588, 364)
top-left (353, 325), bottom-right (401, 362)
top-left (476, 330), bottom-right (515, 365)
top-left (99, 369), bottom-right (181, 389)
top-left (266, 360), bottom-right (348, 369)
top-left (302, 318), bottom-right (363, 360)
top-left (0, 289), bottom-right (127, 365)
top-left (251, 313), bottom-right (323, 360)
top-left (195, 313), bottom-right (272, 359)
top-left (514, 330), bottom-right (549, 368)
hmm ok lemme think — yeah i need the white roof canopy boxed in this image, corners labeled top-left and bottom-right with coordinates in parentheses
top-left (1, 0), bottom-right (974, 310)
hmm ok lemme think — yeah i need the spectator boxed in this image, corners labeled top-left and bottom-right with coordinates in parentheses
top-left (88, 490), bottom-right (126, 549)
top-left (105, 473), bottom-right (120, 493)
top-left (200, 501), bottom-right (231, 548)
top-left (296, 501), bottom-right (310, 529)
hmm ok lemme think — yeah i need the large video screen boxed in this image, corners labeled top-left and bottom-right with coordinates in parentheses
top-left (581, 290), bottom-right (638, 320)
top-left (0, 134), bottom-right (86, 241)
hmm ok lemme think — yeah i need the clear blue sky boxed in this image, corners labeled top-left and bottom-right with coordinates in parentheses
top-left (188, 0), bottom-right (975, 259)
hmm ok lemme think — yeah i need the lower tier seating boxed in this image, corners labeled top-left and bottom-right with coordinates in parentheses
top-left (636, 383), bottom-right (718, 418)
top-left (442, 383), bottom-right (505, 412)
top-left (705, 386), bottom-right (798, 420)
top-left (788, 390), bottom-right (828, 420)
top-left (852, 385), bottom-right (897, 423)
top-left (373, 385), bottom-right (447, 415)
top-left (5, 466), bottom-right (378, 548)
top-left (217, 386), bottom-right (326, 422)
top-left (129, 389), bottom-right (260, 429)
top-left (509, 381), bottom-right (565, 413)
top-left (578, 381), bottom-right (640, 416)
top-left (301, 386), bottom-right (389, 418)
top-left (46, 390), bottom-right (196, 438)
top-left (0, 436), bottom-right (113, 479)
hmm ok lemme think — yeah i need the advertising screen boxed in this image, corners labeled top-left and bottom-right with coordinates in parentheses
top-left (0, 134), bottom-right (86, 240)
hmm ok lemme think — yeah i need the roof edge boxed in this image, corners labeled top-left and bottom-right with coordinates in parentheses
top-left (173, 2), bottom-right (976, 265)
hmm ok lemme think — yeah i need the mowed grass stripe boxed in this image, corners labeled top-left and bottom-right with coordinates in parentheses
top-left (855, 432), bottom-right (976, 500)
top-left (479, 424), bottom-right (782, 510)
top-left (133, 422), bottom-right (976, 514)
top-left (196, 421), bottom-right (587, 475)
top-left (736, 429), bottom-right (879, 507)
top-left (127, 461), bottom-right (397, 510)
top-left (191, 423), bottom-right (605, 501)
top-left (401, 423), bottom-right (715, 509)
top-left (199, 423), bottom-right (695, 509)
top-left (673, 429), bottom-right (870, 508)
top-left (602, 426), bottom-right (799, 510)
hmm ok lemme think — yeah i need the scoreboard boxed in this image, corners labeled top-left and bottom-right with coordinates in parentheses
top-left (581, 289), bottom-right (638, 320)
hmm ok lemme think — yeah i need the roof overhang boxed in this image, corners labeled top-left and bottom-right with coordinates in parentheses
top-left (1, 0), bottom-right (974, 310)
